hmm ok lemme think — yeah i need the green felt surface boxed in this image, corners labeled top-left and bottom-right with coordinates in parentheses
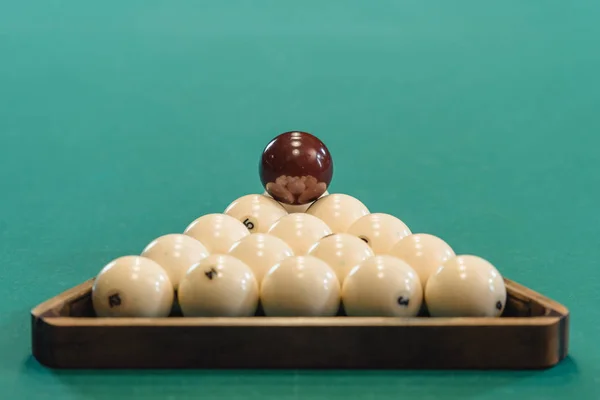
top-left (1, 0), bottom-right (598, 398)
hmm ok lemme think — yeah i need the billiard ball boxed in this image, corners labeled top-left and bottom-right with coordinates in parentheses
top-left (140, 233), bottom-right (209, 289)
top-left (92, 255), bottom-right (174, 318)
top-left (306, 193), bottom-right (369, 233)
top-left (425, 255), bottom-right (506, 317)
top-left (346, 213), bottom-right (411, 254)
top-left (263, 190), bottom-right (329, 213)
top-left (224, 194), bottom-right (288, 234)
top-left (228, 233), bottom-right (294, 283)
top-left (260, 255), bottom-right (340, 316)
top-left (184, 213), bottom-right (250, 254)
top-left (178, 254), bottom-right (259, 317)
top-left (388, 233), bottom-right (455, 286)
top-left (307, 233), bottom-right (374, 283)
top-left (267, 213), bottom-right (332, 254)
top-left (342, 255), bottom-right (422, 317)
top-left (259, 131), bottom-right (333, 205)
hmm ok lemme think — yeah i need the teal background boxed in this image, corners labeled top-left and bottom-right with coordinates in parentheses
top-left (1, 0), bottom-right (598, 398)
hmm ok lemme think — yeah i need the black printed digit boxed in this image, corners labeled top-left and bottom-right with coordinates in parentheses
top-left (205, 267), bottom-right (218, 280)
top-left (496, 301), bottom-right (502, 310)
top-left (108, 293), bottom-right (122, 308)
top-left (243, 218), bottom-right (255, 231)
top-left (397, 296), bottom-right (410, 307)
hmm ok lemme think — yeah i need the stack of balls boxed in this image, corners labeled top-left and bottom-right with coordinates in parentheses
top-left (92, 131), bottom-right (507, 319)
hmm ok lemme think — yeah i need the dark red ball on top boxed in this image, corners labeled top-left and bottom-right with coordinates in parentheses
top-left (259, 131), bottom-right (333, 205)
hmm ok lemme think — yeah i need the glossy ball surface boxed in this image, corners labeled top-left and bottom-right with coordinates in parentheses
top-left (228, 233), bottom-right (294, 283)
top-left (267, 213), bottom-right (332, 254)
top-left (307, 233), bottom-right (374, 283)
top-left (178, 254), bottom-right (259, 317)
top-left (261, 255), bottom-right (341, 316)
top-left (259, 131), bottom-right (333, 205)
top-left (140, 233), bottom-right (209, 289)
top-left (342, 255), bottom-right (422, 317)
top-left (388, 233), bottom-right (455, 286)
top-left (306, 193), bottom-right (369, 233)
top-left (263, 190), bottom-right (329, 213)
top-left (224, 194), bottom-right (288, 234)
top-left (425, 255), bottom-right (506, 317)
top-left (92, 256), bottom-right (174, 318)
top-left (346, 213), bottom-right (411, 255)
top-left (184, 213), bottom-right (250, 254)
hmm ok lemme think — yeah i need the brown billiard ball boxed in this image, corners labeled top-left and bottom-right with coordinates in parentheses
top-left (259, 131), bottom-right (333, 205)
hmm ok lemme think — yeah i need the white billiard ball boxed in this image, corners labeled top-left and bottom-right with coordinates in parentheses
top-left (92, 255), bottom-right (174, 318)
top-left (425, 255), bottom-right (507, 317)
top-left (261, 255), bottom-right (341, 316)
top-left (388, 233), bottom-right (455, 286)
top-left (228, 233), bottom-right (294, 283)
top-left (346, 213), bottom-right (411, 255)
top-left (224, 194), bottom-right (288, 233)
top-left (307, 233), bottom-right (374, 283)
top-left (263, 190), bottom-right (329, 213)
top-left (267, 213), bottom-right (332, 254)
top-left (140, 233), bottom-right (209, 289)
top-left (342, 255), bottom-right (422, 317)
top-left (178, 254), bottom-right (259, 317)
top-left (184, 213), bottom-right (250, 254)
top-left (306, 193), bottom-right (370, 233)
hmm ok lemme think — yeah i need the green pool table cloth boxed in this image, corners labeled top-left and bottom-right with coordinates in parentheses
top-left (1, 0), bottom-right (598, 398)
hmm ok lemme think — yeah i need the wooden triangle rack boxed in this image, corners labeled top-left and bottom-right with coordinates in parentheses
top-left (31, 277), bottom-right (569, 369)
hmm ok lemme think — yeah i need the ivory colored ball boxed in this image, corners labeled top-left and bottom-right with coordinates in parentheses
top-left (267, 213), bottom-right (332, 254)
top-left (261, 255), bottom-right (341, 316)
top-left (307, 233), bottom-right (374, 283)
top-left (388, 233), bottom-right (455, 286)
top-left (342, 255), bottom-right (422, 317)
top-left (184, 213), bottom-right (250, 254)
top-left (92, 255), bottom-right (174, 318)
top-left (228, 233), bottom-right (294, 282)
top-left (140, 233), bottom-right (209, 289)
top-left (224, 194), bottom-right (288, 233)
top-left (346, 213), bottom-right (411, 254)
top-left (425, 255), bottom-right (507, 317)
top-left (306, 193), bottom-right (370, 233)
top-left (178, 254), bottom-right (259, 317)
